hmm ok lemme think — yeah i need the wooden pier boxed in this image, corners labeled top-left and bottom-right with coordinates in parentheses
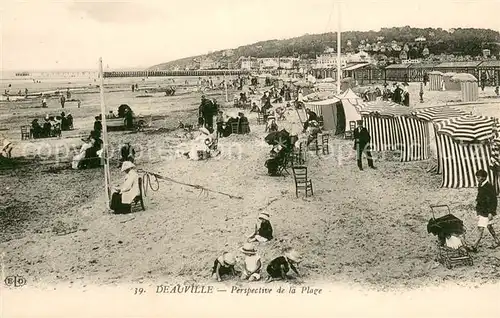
top-left (103, 69), bottom-right (249, 78)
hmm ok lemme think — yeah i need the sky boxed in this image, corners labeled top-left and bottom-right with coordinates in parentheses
top-left (1, 0), bottom-right (499, 71)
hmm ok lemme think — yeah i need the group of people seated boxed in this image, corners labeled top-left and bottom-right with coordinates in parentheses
top-left (71, 130), bottom-right (103, 169)
top-left (182, 127), bottom-right (220, 161)
top-left (212, 211), bottom-right (303, 283)
top-left (30, 112), bottom-right (73, 139)
top-left (382, 82), bottom-right (410, 106)
top-left (216, 111), bottom-right (250, 137)
top-left (264, 130), bottom-right (297, 176)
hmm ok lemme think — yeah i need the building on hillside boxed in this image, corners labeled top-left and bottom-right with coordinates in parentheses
top-left (415, 36), bottom-right (427, 42)
top-left (258, 58), bottom-right (280, 70)
top-left (278, 57), bottom-right (300, 69)
top-left (199, 58), bottom-right (220, 70)
top-left (240, 57), bottom-right (259, 70)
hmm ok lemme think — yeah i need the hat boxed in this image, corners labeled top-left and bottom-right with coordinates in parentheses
top-left (258, 212), bottom-right (270, 221)
top-left (240, 243), bottom-right (256, 255)
top-left (222, 252), bottom-right (236, 266)
top-left (121, 161), bottom-right (135, 172)
top-left (285, 249), bottom-right (302, 263)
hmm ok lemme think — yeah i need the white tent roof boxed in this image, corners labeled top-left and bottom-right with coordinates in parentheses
top-left (341, 99), bottom-right (362, 124)
top-left (306, 97), bottom-right (340, 107)
top-left (339, 88), bottom-right (362, 100)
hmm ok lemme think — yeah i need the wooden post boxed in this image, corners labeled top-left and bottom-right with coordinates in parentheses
top-left (336, 2), bottom-right (341, 95)
top-left (99, 58), bottom-right (111, 210)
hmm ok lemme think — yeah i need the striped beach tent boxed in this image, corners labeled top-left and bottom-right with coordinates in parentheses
top-left (357, 101), bottom-right (428, 161)
top-left (414, 106), bottom-right (467, 172)
top-left (434, 115), bottom-right (498, 191)
top-left (435, 115), bottom-right (495, 142)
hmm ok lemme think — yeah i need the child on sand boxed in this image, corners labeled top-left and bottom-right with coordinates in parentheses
top-left (248, 212), bottom-right (273, 243)
top-left (240, 243), bottom-right (262, 281)
top-left (266, 249), bottom-right (302, 282)
top-left (211, 252), bottom-right (237, 282)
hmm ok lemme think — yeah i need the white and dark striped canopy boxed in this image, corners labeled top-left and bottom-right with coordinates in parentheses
top-left (357, 101), bottom-right (415, 117)
top-left (414, 106), bottom-right (467, 122)
top-left (435, 115), bottom-right (496, 142)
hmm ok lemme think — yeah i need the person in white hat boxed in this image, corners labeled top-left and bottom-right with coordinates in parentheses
top-left (265, 248), bottom-right (302, 282)
top-left (1, 135), bottom-right (13, 158)
top-left (248, 212), bottom-right (273, 243)
top-left (240, 243), bottom-right (262, 281)
top-left (211, 252), bottom-right (237, 282)
top-left (110, 161), bottom-right (140, 214)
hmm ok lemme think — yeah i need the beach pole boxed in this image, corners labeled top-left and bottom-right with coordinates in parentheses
top-left (336, 2), bottom-right (341, 95)
top-left (224, 70), bottom-right (228, 103)
top-left (99, 58), bottom-right (111, 210)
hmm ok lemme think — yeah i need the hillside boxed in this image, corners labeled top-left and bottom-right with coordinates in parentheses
top-left (149, 26), bottom-right (500, 70)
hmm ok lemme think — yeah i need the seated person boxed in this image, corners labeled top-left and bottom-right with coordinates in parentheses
top-left (237, 112), bottom-right (250, 134)
top-left (185, 127), bottom-right (217, 160)
top-left (250, 102), bottom-right (260, 112)
top-left (72, 136), bottom-right (98, 169)
top-left (305, 121), bottom-right (321, 146)
top-left (66, 113), bottom-right (73, 130)
top-left (111, 161), bottom-right (140, 214)
top-left (266, 249), bottom-right (302, 282)
top-left (222, 116), bottom-right (239, 137)
top-left (239, 92), bottom-right (248, 104)
top-left (265, 145), bottom-right (287, 176)
top-left (303, 108), bottom-right (318, 132)
top-left (31, 119), bottom-right (43, 138)
top-left (42, 118), bottom-right (52, 138)
top-left (248, 212), bottom-right (273, 243)
top-left (268, 119), bottom-right (278, 133)
top-left (1, 136), bottom-right (13, 158)
top-left (211, 252), bottom-right (237, 282)
top-left (119, 142), bottom-right (136, 167)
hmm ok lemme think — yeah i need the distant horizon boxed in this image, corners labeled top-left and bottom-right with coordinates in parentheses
top-left (4, 0), bottom-right (500, 71)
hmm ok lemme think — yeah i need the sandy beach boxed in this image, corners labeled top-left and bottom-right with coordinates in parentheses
top-left (1, 78), bottom-right (500, 291)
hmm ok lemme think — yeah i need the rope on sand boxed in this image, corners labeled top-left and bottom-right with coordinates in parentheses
top-left (137, 169), bottom-right (243, 200)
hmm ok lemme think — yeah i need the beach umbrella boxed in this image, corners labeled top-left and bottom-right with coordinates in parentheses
top-left (264, 129), bottom-right (290, 145)
top-left (357, 100), bottom-right (414, 117)
top-left (435, 115), bottom-right (496, 142)
top-left (414, 106), bottom-right (467, 122)
top-left (451, 73), bottom-right (478, 82)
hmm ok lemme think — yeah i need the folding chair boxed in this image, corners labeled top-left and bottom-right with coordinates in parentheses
top-left (257, 113), bottom-right (265, 125)
top-left (230, 122), bottom-right (239, 134)
top-left (132, 177), bottom-right (146, 211)
top-left (320, 133), bottom-right (330, 155)
top-left (21, 125), bottom-right (30, 140)
top-left (344, 121), bottom-right (356, 139)
top-left (240, 122), bottom-right (250, 134)
top-left (307, 137), bottom-right (319, 155)
top-left (292, 166), bottom-right (313, 198)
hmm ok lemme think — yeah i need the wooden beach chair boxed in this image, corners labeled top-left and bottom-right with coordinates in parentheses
top-left (132, 177), bottom-right (146, 211)
top-left (21, 126), bottom-right (30, 140)
top-left (292, 166), bottom-right (313, 198)
top-left (344, 121), bottom-right (356, 139)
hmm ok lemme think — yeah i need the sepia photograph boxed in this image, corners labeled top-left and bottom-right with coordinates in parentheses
top-left (1, 0), bottom-right (500, 317)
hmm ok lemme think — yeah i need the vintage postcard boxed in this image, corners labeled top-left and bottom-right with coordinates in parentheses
top-left (1, 0), bottom-right (500, 317)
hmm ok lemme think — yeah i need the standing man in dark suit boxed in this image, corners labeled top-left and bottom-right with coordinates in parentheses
top-left (353, 120), bottom-right (375, 171)
top-left (472, 169), bottom-right (499, 251)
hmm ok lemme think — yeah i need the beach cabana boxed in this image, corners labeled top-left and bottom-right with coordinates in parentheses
top-left (356, 101), bottom-right (409, 153)
top-left (306, 94), bottom-right (362, 135)
top-left (442, 72), bottom-right (460, 91)
top-left (434, 115), bottom-right (498, 191)
top-left (451, 73), bottom-right (478, 102)
top-left (428, 71), bottom-right (443, 91)
top-left (414, 106), bottom-right (468, 172)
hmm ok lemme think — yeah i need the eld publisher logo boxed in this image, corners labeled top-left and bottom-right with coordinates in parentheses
top-left (4, 275), bottom-right (27, 287)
